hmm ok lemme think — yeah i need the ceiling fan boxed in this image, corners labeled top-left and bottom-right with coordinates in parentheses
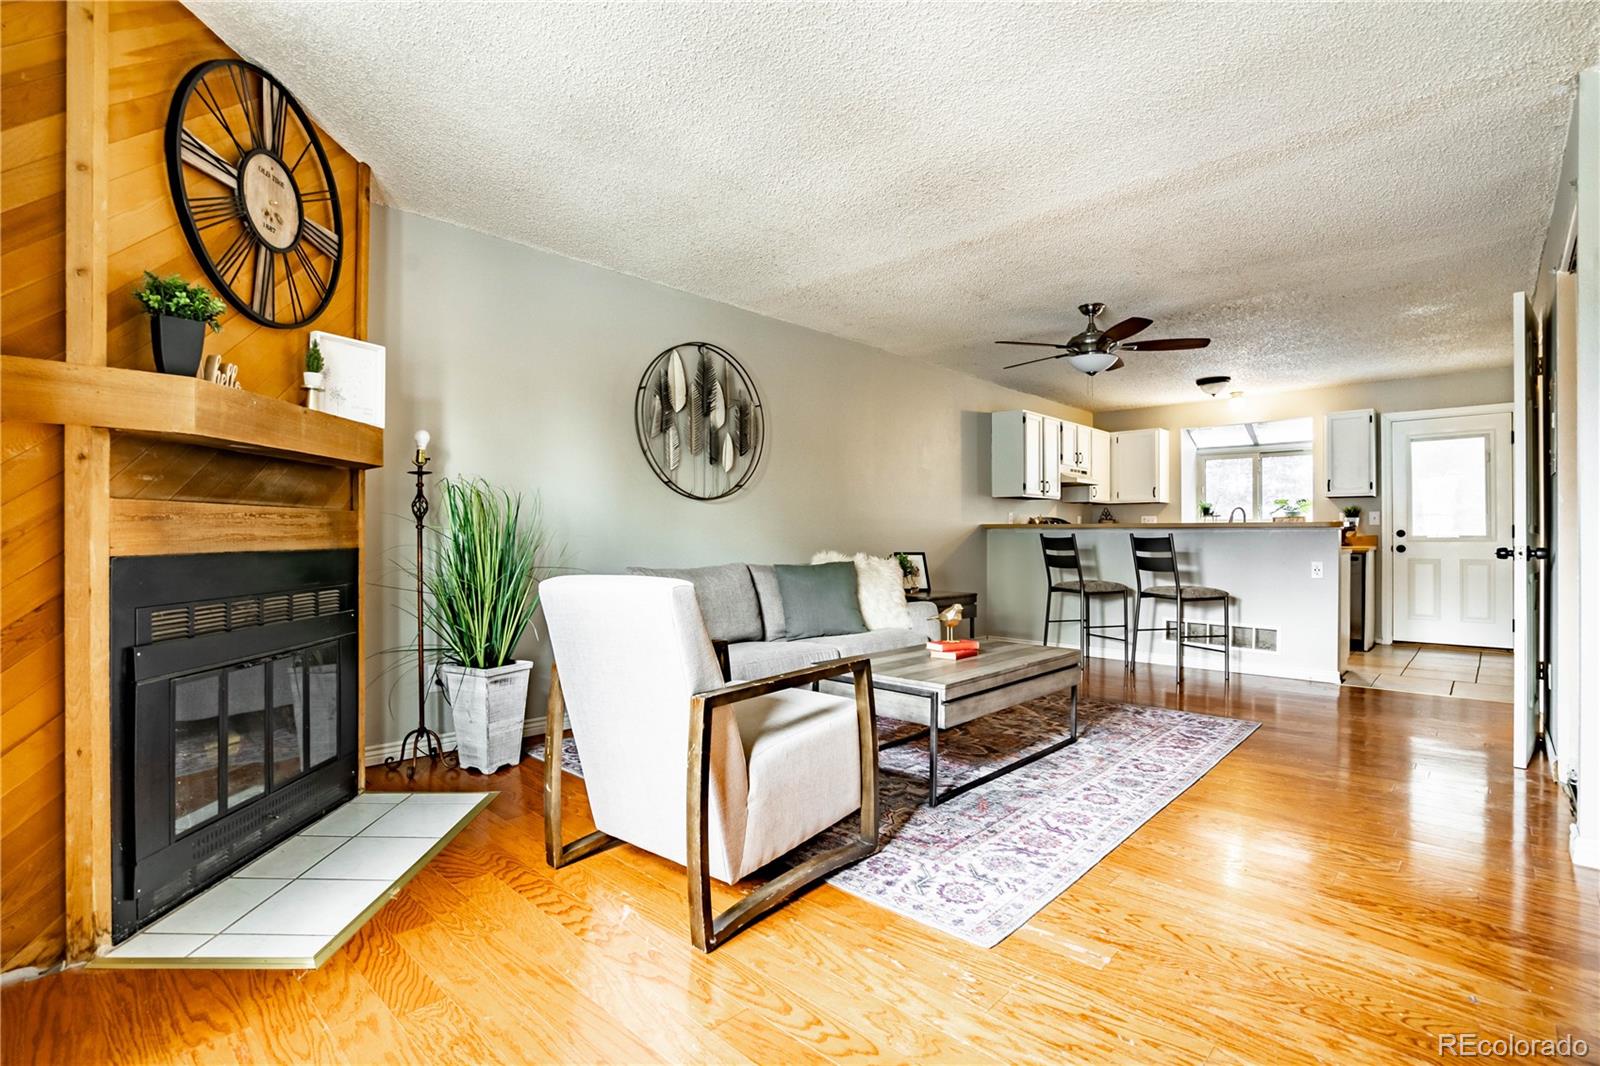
top-left (997, 302), bottom-right (1210, 375)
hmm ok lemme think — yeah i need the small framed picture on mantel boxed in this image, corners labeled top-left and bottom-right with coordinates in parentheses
top-left (309, 331), bottom-right (385, 427)
top-left (895, 551), bottom-right (931, 594)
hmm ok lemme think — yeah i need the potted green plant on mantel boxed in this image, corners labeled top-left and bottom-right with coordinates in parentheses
top-left (133, 271), bottom-right (225, 377)
top-left (303, 340), bottom-right (325, 410)
top-left (427, 478), bottom-right (558, 773)
top-left (1272, 497), bottom-right (1310, 523)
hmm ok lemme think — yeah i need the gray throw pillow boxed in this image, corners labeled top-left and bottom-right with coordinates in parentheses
top-left (774, 562), bottom-right (865, 639)
top-left (625, 564), bottom-right (763, 643)
top-left (748, 564), bottom-right (786, 640)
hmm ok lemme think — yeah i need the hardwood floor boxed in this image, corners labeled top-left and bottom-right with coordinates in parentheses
top-left (4, 662), bottom-right (1596, 1064)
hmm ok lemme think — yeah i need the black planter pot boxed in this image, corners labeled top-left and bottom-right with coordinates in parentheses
top-left (149, 314), bottom-right (205, 376)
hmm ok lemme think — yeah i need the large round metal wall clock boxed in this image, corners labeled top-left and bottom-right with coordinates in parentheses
top-left (164, 59), bottom-right (343, 328)
top-left (634, 343), bottom-right (765, 501)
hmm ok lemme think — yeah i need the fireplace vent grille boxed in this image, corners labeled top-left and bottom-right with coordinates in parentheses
top-left (143, 585), bottom-right (348, 644)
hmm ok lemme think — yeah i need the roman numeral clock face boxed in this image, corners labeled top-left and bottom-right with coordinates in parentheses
top-left (164, 60), bottom-right (343, 328)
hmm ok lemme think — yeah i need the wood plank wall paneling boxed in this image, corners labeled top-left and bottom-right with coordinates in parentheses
top-left (2, 0), bottom-right (70, 973)
top-left (0, 0), bottom-right (371, 969)
top-left (99, 0), bottom-right (366, 513)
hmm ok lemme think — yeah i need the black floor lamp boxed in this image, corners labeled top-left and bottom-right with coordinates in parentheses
top-left (386, 429), bottom-right (456, 779)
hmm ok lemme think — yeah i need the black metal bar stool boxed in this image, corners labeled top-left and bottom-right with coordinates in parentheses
top-left (1041, 534), bottom-right (1132, 664)
top-left (1128, 534), bottom-right (1231, 685)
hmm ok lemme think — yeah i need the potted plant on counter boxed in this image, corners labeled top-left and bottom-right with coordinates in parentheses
top-left (133, 271), bottom-right (225, 376)
top-left (1341, 504), bottom-right (1362, 543)
top-left (1271, 497), bottom-right (1310, 523)
top-left (1198, 501), bottom-right (1223, 522)
top-left (428, 478), bottom-right (558, 773)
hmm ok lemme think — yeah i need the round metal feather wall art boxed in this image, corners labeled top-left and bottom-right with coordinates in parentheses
top-left (635, 342), bottom-right (764, 501)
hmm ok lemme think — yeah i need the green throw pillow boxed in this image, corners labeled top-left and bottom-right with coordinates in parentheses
top-left (774, 562), bottom-right (865, 639)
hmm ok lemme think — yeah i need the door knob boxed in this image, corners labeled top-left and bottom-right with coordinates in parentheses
top-left (1395, 529), bottom-right (1407, 538)
top-left (1494, 546), bottom-right (1514, 560)
top-left (1529, 546), bottom-right (1550, 560)
top-left (1395, 545), bottom-right (1407, 553)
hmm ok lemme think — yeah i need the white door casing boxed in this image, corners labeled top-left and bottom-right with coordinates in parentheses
top-left (1384, 406), bottom-right (1514, 649)
top-left (1511, 292), bottom-right (1541, 768)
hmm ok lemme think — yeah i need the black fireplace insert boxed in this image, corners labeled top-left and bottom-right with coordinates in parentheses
top-left (110, 550), bottom-right (359, 941)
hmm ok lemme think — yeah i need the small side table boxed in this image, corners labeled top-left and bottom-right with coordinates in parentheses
top-left (907, 590), bottom-right (978, 638)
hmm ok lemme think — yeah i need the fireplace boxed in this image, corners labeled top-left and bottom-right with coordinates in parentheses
top-left (110, 550), bottom-right (360, 941)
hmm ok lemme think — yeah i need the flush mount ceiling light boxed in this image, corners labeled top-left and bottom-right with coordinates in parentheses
top-left (1196, 375), bottom-right (1232, 397)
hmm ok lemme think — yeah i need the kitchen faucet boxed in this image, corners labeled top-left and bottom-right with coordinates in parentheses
top-left (1228, 507), bottom-right (1248, 523)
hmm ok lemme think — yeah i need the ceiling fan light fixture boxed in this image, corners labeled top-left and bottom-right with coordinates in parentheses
top-left (1196, 375), bottom-right (1232, 397)
top-left (1067, 351), bottom-right (1119, 375)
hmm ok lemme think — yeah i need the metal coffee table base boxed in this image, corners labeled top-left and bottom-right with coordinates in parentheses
top-left (879, 682), bottom-right (1079, 807)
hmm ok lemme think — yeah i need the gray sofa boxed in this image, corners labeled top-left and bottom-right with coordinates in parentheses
top-left (626, 563), bottom-right (939, 680)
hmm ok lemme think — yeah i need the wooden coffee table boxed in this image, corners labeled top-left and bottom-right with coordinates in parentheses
top-left (823, 638), bottom-right (1081, 806)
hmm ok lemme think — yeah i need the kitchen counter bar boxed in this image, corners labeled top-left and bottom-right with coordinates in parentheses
top-left (985, 523), bottom-right (1343, 684)
top-left (981, 521), bottom-right (1342, 530)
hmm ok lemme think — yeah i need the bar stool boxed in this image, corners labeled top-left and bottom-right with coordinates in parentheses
top-left (1041, 534), bottom-right (1132, 664)
top-left (1128, 534), bottom-right (1231, 685)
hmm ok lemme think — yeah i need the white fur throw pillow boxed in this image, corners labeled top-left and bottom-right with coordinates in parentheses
top-left (811, 551), bottom-right (914, 630)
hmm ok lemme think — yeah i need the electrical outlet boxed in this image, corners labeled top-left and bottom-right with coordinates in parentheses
top-left (1369, 510), bottom-right (1380, 526)
top-left (1311, 560), bottom-right (1324, 579)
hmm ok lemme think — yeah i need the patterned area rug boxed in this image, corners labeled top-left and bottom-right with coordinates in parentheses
top-left (534, 693), bottom-right (1257, 947)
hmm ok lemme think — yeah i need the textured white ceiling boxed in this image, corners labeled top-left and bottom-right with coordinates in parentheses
top-left (188, 1), bottom-right (1597, 410)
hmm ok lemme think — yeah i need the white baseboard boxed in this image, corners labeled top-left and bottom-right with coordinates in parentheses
top-left (1570, 825), bottom-right (1600, 870)
top-left (1077, 648), bottom-right (1341, 687)
top-left (363, 719), bottom-right (546, 767)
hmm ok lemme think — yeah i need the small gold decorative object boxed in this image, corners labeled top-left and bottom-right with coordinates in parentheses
top-left (938, 603), bottom-right (964, 642)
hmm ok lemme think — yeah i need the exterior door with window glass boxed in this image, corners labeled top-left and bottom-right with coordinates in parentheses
top-left (1389, 410), bottom-right (1514, 647)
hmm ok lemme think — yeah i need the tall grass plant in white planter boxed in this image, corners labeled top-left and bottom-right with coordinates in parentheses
top-left (427, 478), bottom-right (556, 773)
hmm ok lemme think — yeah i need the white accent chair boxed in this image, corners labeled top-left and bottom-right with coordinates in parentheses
top-left (539, 575), bottom-right (880, 951)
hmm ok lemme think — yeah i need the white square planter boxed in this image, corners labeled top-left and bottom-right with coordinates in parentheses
top-left (439, 660), bottom-right (532, 773)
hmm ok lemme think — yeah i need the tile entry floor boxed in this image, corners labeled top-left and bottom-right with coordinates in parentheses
top-left (1342, 643), bottom-right (1513, 702)
top-left (96, 791), bottom-right (493, 969)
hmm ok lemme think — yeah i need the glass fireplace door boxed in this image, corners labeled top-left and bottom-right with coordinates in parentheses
top-left (163, 642), bottom-right (340, 842)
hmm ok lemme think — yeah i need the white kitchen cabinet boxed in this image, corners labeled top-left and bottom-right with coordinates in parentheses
top-left (1324, 409), bottom-right (1377, 497)
top-left (1087, 427), bottom-right (1111, 497)
top-left (1109, 428), bottom-right (1170, 503)
top-left (1060, 421), bottom-right (1092, 480)
top-left (1063, 427), bottom-right (1114, 501)
top-left (990, 410), bottom-right (1063, 499)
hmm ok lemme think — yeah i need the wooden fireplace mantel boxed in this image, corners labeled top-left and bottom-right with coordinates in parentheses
top-left (0, 357), bottom-right (383, 469)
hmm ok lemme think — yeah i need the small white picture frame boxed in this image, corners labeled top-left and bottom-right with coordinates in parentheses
top-left (309, 331), bottom-right (385, 427)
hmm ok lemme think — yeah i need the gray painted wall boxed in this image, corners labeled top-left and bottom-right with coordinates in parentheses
top-left (365, 207), bottom-right (1089, 752)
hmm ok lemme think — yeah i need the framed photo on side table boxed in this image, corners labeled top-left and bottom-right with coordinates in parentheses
top-left (894, 551), bottom-right (930, 594)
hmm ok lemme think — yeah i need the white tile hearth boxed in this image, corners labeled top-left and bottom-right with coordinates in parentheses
top-left (95, 790), bottom-right (493, 970)
top-left (359, 797), bottom-right (484, 837)
top-left (302, 835), bottom-right (438, 881)
top-left (300, 800), bottom-right (394, 836)
top-left (145, 877), bottom-right (288, 935)
top-left (226, 878), bottom-right (390, 937)
top-left (234, 835), bottom-right (346, 879)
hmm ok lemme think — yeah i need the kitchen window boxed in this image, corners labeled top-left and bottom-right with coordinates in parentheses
top-left (1191, 418), bottom-right (1313, 520)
